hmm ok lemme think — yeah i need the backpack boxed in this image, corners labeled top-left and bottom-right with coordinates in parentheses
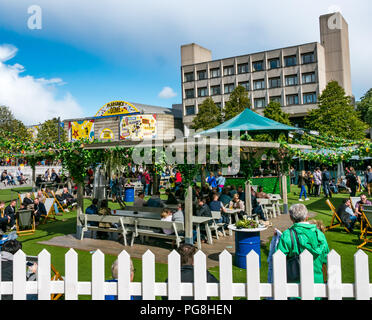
top-left (286, 229), bottom-right (302, 283)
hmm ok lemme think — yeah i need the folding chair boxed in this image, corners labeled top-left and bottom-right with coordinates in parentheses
top-left (325, 199), bottom-right (350, 233)
top-left (17, 193), bottom-right (27, 204)
top-left (40, 198), bottom-right (58, 224)
top-left (357, 205), bottom-right (372, 252)
top-left (16, 209), bottom-right (35, 236)
top-left (210, 211), bottom-right (226, 239)
top-left (51, 190), bottom-right (65, 213)
top-left (350, 197), bottom-right (360, 211)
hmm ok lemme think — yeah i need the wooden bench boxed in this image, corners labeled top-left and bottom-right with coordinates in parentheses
top-left (123, 206), bottom-right (164, 214)
top-left (132, 218), bottom-right (184, 248)
top-left (81, 214), bottom-right (135, 245)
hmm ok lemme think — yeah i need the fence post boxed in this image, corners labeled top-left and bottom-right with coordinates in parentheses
top-left (272, 250), bottom-right (287, 300)
top-left (168, 250), bottom-right (181, 300)
top-left (92, 249), bottom-right (105, 300)
top-left (38, 249), bottom-right (51, 300)
top-left (13, 250), bottom-right (27, 300)
top-left (354, 250), bottom-right (370, 300)
top-left (118, 250), bottom-right (131, 300)
top-left (194, 250), bottom-right (207, 300)
top-left (327, 250), bottom-right (342, 300)
top-left (219, 250), bottom-right (233, 300)
top-left (246, 250), bottom-right (260, 300)
top-left (300, 250), bottom-right (315, 300)
top-left (142, 250), bottom-right (155, 300)
top-left (65, 249), bottom-right (78, 300)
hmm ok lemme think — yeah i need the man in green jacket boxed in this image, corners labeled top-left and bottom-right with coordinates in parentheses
top-left (276, 203), bottom-right (329, 284)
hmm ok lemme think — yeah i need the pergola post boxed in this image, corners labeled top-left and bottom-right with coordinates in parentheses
top-left (185, 185), bottom-right (193, 245)
top-left (76, 183), bottom-right (84, 239)
top-left (281, 174), bottom-right (288, 214)
top-left (31, 165), bottom-right (36, 192)
top-left (245, 181), bottom-right (252, 217)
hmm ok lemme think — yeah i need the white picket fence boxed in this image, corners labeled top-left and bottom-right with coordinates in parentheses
top-left (1, 248), bottom-right (371, 300)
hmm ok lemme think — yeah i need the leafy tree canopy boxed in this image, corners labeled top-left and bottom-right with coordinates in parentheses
top-left (0, 105), bottom-right (32, 141)
top-left (191, 97), bottom-right (222, 131)
top-left (305, 81), bottom-right (368, 140)
top-left (263, 101), bottom-right (292, 126)
top-left (358, 88), bottom-right (372, 126)
top-left (37, 118), bottom-right (67, 144)
top-left (223, 85), bottom-right (251, 121)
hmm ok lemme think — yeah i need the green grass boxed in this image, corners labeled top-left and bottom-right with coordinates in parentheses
top-left (1, 186), bottom-right (372, 299)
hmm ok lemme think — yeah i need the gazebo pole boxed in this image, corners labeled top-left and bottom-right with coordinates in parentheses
top-left (185, 185), bottom-right (193, 245)
top-left (76, 183), bottom-right (84, 238)
top-left (31, 165), bottom-right (36, 192)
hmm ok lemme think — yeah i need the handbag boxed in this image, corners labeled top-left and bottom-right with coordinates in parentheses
top-left (286, 228), bottom-right (302, 283)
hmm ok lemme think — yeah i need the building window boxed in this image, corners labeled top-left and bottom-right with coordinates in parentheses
top-left (224, 83), bottom-right (234, 94)
top-left (198, 87), bottom-right (208, 97)
top-left (185, 88), bottom-right (195, 99)
top-left (302, 52), bottom-right (315, 64)
top-left (238, 81), bottom-right (250, 91)
top-left (254, 98), bottom-right (266, 108)
top-left (269, 58), bottom-right (280, 69)
top-left (303, 92), bottom-right (317, 104)
top-left (184, 72), bottom-right (194, 82)
top-left (269, 77), bottom-right (281, 88)
top-left (215, 102), bottom-right (222, 109)
top-left (237, 63), bottom-right (249, 74)
top-left (252, 60), bottom-right (264, 72)
top-left (284, 55), bottom-right (297, 67)
top-left (185, 105), bottom-right (195, 116)
top-left (302, 72), bottom-right (316, 84)
top-left (211, 85), bottom-right (221, 95)
top-left (223, 65), bottom-right (234, 76)
top-left (286, 94), bottom-right (299, 105)
top-left (285, 74), bottom-right (298, 86)
top-left (253, 79), bottom-right (265, 90)
top-left (210, 68), bottom-right (220, 78)
top-left (197, 70), bottom-right (207, 80)
top-left (270, 96), bottom-right (282, 103)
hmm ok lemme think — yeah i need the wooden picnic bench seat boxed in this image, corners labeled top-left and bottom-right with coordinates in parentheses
top-left (131, 218), bottom-right (184, 248)
top-left (124, 206), bottom-right (164, 214)
top-left (81, 214), bottom-right (135, 246)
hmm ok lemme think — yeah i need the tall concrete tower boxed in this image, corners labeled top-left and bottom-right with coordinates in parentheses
top-left (319, 12), bottom-right (352, 96)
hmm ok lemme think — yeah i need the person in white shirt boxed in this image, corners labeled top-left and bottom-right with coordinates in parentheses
top-left (161, 209), bottom-right (173, 235)
top-left (133, 192), bottom-right (145, 207)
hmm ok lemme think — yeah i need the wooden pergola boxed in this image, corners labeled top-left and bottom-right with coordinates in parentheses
top-left (77, 137), bottom-right (311, 245)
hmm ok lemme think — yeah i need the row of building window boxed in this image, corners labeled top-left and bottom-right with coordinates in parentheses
top-left (184, 92), bottom-right (317, 115)
top-left (184, 73), bottom-right (316, 98)
top-left (184, 52), bottom-right (316, 82)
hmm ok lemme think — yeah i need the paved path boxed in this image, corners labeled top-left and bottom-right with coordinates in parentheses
top-left (39, 211), bottom-right (316, 268)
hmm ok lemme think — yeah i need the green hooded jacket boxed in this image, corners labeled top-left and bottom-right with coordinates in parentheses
top-left (276, 223), bottom-right (329, 284)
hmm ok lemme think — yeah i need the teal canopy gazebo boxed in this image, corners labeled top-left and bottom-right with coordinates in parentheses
top-left (197, 108), bottom-right (298, 135)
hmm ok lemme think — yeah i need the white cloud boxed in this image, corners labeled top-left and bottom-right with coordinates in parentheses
top-left (0, 44), bottom-right (83, 125)
top-left (158, 86), bottom-right (177, 99)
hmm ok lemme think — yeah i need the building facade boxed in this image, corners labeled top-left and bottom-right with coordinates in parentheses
top-left (181, 12), bottom-right (352, 135)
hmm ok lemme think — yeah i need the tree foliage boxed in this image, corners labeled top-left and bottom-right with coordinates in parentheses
top-left (223, 85), bottom-right (250, 121)
top-left (263, 101), bottom-right (292, 126)
top-left (0, 105), bottom-right (32, 141)
top-left (305, 81), bottom-right (368, 140)
top-left (191, 97), bottom-right (222, 131)
top-left (357, 88), bottom-right (372, 126)
top-left (37, 118), bottom-right (67, 144)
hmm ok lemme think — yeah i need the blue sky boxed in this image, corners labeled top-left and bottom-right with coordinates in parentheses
top-left (0, 0), bottom-right (371, 125)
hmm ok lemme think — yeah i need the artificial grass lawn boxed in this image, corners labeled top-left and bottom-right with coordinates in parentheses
top-left (1, 186), bottom-right (372, 299)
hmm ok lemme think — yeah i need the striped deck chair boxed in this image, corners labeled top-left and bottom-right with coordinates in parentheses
top-left (16, 209), bottom-right (35, 236)
top-left (51, 190), bottom-right (65, 213)
top-left (18, 193), bottom-right (27, 204)
top-left (40, 198), bottom-right (57, 224)
top-left (357, 205), bottom-right (372, 252)
top-left (325, 199), bottom-right (350, 233)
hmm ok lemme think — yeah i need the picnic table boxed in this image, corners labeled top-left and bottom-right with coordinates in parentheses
top-left (225, 208), bottom-right (242, 236)
top-left (112, 210), bottom-right (160, 220)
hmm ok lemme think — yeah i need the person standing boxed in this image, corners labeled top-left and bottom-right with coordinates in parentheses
top-left (364, 166), bottom-right (372, 196)
top-left (298, 171), bottom-right (309, 201)
top-left (322, 167), bottom-right (332, 198)
top-left (313, 167), bottom-right (322, 197)
top-left (346, 168), bottom-right (358, 197)
top-left (216, 171), bottom-right (226, 193)
top-left (174, 170), bottom-right (182, 192)
top-left (206, 172), bottom-right (217, 190)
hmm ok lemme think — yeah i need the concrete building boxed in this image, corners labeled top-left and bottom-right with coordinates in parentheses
top-left (181, 12), bottom-right (352, 135)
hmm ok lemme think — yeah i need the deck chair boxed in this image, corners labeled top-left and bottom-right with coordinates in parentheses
top-left (17, 193), bottom-right (27, 204)
top-left (50, 190), bottom-right (65, 213)
top-left (350, 197), bottom-right (360, 211)
top-left (357, 205), bottom-right (372, 252)
top-left (40, 198), bottom-right (57, 224)
top-left (16, 209), bottom-right (35, 236)
top-left (210, 211), bottom-right (226, 239)
top-left (325, 199), bottom-right (350, 233)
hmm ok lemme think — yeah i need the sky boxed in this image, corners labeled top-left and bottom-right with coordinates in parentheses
top-left (0, 0), bottom-right (371, 125)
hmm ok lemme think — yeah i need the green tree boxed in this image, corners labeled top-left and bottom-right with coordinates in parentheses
top-left (0, 105), bottom-right (32, 141)
top-left (223, 85), bottom-right (251, 121)
top-left (263, 101), bottom-right (292, 126)
top-left (191, 97), bottom-right (222, 131)
top-left (37, 118), bottom-right (67, 144)
top-left (357, 89), bottom-right (372, 126)
top-left (305, 81), bottom-right (368, 140)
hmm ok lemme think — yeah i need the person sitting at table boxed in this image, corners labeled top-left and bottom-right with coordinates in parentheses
top-left (172, 203), bottom-right (184, 223)
top-left (195, 198), bottom-right (212, 218)
top-left (133, 192), bottom-right (146, 207)
top-left (209, 194), bottom-right (228, 225)
top-left (218, 188), bottom-right (232, 206)
top-left (256, 186), bottom-right (270, 199)
top-left (337, 198), bottom-right (357, 232)
top-left (96, 199), bottom-right (112, 239)
top-left (161, 209), bottom-right (174, 235)
top-left (22, 193), bottom-right (34, 209)
top-left (329, 178), bottom-right (339, 194)
top-left (229, 185), bottom-right (238, 198)
top-left (33, 198), bottom-right (46, 224)
top-left (237, 186), bottom-right (246, 202)
top-left (145, 192), bottom-right (165, 208)
top-left (175, 185), bottom-right (185, 201)
top-left (229, 193), bottom-right (245, 211)
top-left (354, 194), bottom-right (372, 221)
top-left (165, 189), bottom-right (178, 205)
